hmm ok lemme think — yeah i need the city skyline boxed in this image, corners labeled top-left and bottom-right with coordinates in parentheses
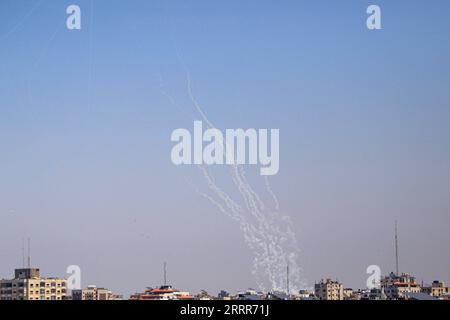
top-left (0, 222), bottom-right (447, 299)
top-left (1, 264), bottom-right (449, 300)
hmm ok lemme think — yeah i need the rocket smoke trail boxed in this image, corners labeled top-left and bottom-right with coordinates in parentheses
top-left (162, 71), bottom-right (305, 292)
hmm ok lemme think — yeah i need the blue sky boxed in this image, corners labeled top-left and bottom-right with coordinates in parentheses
top-left (1, 0), bottom-right (449, 295)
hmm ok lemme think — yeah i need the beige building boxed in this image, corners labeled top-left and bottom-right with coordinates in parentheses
top-left (314, 279), bottom-right (344, 300)
top-left (72, 285), bottom-right (122, 300)
top-left (422, 281), bottom-right (450, 298)
top-left (0, 268), bottom-right (67, 301)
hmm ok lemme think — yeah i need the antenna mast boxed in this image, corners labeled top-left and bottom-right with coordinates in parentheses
top-left (22, 238), bottom-right (25, 267)
top-left (287, 262), bottom-right (290, 295)
top-left (27, 238), bottom-right (31, 268)
top-left (395, 221), bottom-right (399, 276)
top-left (163, 262), bottom-right (167, 286)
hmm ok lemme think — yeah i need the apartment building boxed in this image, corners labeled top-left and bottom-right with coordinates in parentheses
top-left (381, 272), bottom-right (421, 300)
top-left (0, 268), bottom-right (67, 301)
top-left (314, 279), bottom-right (344, 300)
top-left (422, 281), bottom-right (450, 298)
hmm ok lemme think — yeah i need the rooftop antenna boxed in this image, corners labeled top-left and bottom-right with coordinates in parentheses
top-left (395, 221), bottom-right (399, 276)
top-left (22, 238), bottom-right (25, 267)
top-left (286, 262), bottom-right (290, 295)
top-left (163, 262), bottom-right (167, 286)
top-left (27, 237), bottom-right (31, 268)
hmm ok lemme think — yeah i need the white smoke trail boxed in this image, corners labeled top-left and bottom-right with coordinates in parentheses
top-left (264, 176), bottom-right (280, 212)
top-left (184, 73), bottom-right (304, 292)
top-left (161, 71), bottom-right (305, 291)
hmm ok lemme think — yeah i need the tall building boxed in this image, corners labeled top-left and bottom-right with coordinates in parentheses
top-left (72, 285), bottom-right (122, 300)
top-left (314, 279), bottom-right (344, 300)
top-left (381, 272), bottom-right (421, 300)
top-left (0, 268), bottom-right (67, 301)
